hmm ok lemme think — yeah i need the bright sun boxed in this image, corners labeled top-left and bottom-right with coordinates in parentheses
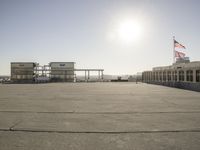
top-left (118, 19), bottom-right (142, 43)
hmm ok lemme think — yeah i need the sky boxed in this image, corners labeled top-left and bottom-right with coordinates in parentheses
top-left (1, 0), bottom-right (200, 75)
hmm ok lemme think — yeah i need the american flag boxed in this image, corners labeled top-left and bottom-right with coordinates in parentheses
top-left (174, 40), bottom-right (186, 49)
top-left (175, 50), bottom-right (185, 58)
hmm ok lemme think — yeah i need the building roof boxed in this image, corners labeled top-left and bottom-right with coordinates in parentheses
top-left (152, 61), bottom-right (200, 71)
top-left (49, 62), bottom-right (75, 64)
top-left (11, 62), bottom-right (36, 64)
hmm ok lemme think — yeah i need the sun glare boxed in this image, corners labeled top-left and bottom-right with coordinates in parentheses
top-left (118, 19), bottom-right (142, 44)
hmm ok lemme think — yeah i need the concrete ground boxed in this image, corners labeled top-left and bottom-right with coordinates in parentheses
top-left (0, 82), bottom-right (200, 150)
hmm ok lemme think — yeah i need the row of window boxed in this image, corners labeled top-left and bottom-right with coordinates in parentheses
top-left (143, 70), bottom-right (200, 82)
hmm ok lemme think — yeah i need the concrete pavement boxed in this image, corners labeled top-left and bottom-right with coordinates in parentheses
top-left (0, 82), bottom-right (200, 150)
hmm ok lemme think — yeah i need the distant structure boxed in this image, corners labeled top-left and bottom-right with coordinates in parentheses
top-left (11, 62), bottom-right (37, 83)
top-left (128, 74), bottom-right (142, 82)
top-left (10, 62), bottom-right (104, 83)
top-left (111, 76), bottom-right (128, 82)
top-left (50, 62), bottom-right (75, 82)
top-left (0, 75), bottom-right (10, 83)
top-left (142, 58), bottom-right (200, 92)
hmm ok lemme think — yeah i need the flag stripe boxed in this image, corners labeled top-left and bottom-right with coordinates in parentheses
top-left (174, 40), bottom-right (186, 49)
top-left (175, 50), bottom-right (185, 58)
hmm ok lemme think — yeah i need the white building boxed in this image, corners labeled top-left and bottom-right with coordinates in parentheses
top-left (49, 62), bottom-right (75, 82)
top-left (142, 61), bottom-right (200, 92)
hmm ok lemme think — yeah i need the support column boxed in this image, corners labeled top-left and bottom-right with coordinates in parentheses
top-left (88, 70), bottom-right (90, 80)
top-left (42, 66), bottom-right (44, 76)
top-left (64, 70), bottom-right (67, 82)
top-left (98, 71), bottom-right (100, 80)
top-left (177, 70), bottom-right (179, 82)
top-left (184, 70), bottom-right (187, 82)
top-left (101, 71), bottom-right (104, 80)
top-left (149, 72), bottom-right (151, 82)
top-left (171, 70), bottom-right (173, 82)
top-left (74, 73), bottom-right (76, 82)
top-left (193, 69), bottom-right (196, 83)
top-left (85, 70), bottom-right (87, 82)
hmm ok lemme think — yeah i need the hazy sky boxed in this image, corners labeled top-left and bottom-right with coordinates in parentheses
top-left (1, 0), bottom-right (200, 75)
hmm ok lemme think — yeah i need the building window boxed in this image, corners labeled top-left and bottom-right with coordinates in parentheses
top-left (149, 72), bottom-right (151, 81)
top-left (155, 72), bottom-right (158, 81)
top-left (186, 70), bottom-right (193, 82)
top-left (153, 72), bottom-right (155, 81)
top-left (142, 73), bottom-right (144, 81)
top-left (175, 71), bottom-right (177, 81)
top-left (150, 72), bottom-right (152, 81)
top-left (163, 71), bottom-right (166, 81)
top-left (159, 72), bottom-right (162, 81)
top-left (172, 71), bottom-right (174, 81)
top-left (179, 70), bottom-right (184, 81)
top-left (172, 71), bottom-right (177, 81)
top-left (196, 70), bottom-right (200, 82)
top-left (167, 71), bottom-right (171, 81)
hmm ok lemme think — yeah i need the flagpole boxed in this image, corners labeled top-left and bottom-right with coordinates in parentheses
top-left (173, 36), bottom-right (175, 64)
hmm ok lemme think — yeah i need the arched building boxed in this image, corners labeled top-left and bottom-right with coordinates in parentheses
top-left (142, 61), bottom-right (200, 92)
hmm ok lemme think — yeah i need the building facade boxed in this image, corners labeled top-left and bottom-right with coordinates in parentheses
top-left (11, 62), bottom-right (36, 83)
top-left (49, 62), bottom-right (75, 82)
top-left (10, 62), bottom-right (104, 83)
top-left (142, 61), bottom-right (200, 92)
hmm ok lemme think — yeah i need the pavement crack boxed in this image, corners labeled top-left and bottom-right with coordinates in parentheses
top-left (9, 120), bottom-right (22, 131)
top-left (3, 128), bottom-right (200, 134)
top-left (1, 110), bottom-right (200, 114)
